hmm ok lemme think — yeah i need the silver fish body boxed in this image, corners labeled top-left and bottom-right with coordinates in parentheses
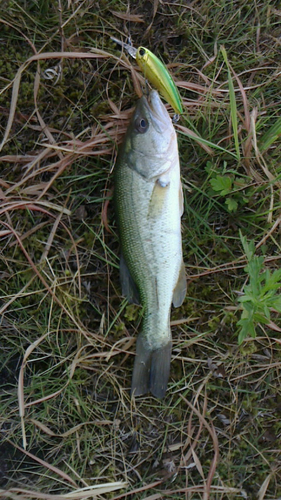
top-left (114, 90), bottom-right (186, 398)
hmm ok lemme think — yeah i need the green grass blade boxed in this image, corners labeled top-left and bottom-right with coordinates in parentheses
top-left (258, 116), bottom-right (281, 152)
top-left (177, 128), bottom-right (239, 159)
top-left (221, 46), bottom-right (241, 161)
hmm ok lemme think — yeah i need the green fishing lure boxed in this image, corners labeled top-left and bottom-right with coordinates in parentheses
top-left (111, 38), bottom-right (183, 115)
top-left (136, 46), bottom-right (183, 115)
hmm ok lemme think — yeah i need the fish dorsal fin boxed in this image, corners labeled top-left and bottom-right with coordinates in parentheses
top-left (172, 260), bottom-right (186, 307)
top-left (119, 253), bottom-right (140, 305)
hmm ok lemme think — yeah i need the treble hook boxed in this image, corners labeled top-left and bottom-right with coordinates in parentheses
top-left (110, 36), bottom-right (137, 59)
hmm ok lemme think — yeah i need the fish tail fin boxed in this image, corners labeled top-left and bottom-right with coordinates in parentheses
top-left (131, 335), bottom-right (171, 399)
top-left (131, 335), bottom-right (151, 397)
top-left (150, 342), bottom-right (171, 398)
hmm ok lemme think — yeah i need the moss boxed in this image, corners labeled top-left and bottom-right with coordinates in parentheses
top-left (124, 304), bottom-right (140, 322)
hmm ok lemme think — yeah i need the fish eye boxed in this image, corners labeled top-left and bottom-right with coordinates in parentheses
top-left (134, 117), bottom-right (149, 133)
top-left (139, 47), bottom-right (146, 57)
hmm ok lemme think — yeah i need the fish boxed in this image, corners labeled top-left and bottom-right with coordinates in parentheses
top-left (136, 47), bottom-right (183, 115)
top-left (114, 90), bottom-right (186, 398)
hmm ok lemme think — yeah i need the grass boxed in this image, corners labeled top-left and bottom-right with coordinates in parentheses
top-left (0, 0), bottom-right (281, 499)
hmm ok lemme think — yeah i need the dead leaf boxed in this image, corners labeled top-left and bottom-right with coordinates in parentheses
top-left (111, 11), bottom-right (144, 22)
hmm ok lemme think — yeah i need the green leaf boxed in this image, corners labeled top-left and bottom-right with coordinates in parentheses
top-left (238, 294), bottom-right (253, 303)
top-left (210, 175), bottom-right (233, 195)
top-left (253, 312), bottom-right (269, 324)
top-left (269, 296), bottom-right (281, 312)
top-left (246, 259), bottom-right (264, 291)
top-left (205, 161), bottom-right (214, 173)
top-left (225, 197), bottom-right (238, 212)
top-left (239, 231), bottom-right (256, 262)
top-left (237, 315), bottom-right (256, 344)
top-left (237, 233), bottom-right (281, 344)
top-left (262, 269), bottom-right (281, 293)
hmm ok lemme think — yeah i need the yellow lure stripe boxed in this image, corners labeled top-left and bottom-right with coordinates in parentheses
top-left (136, 46), bottom-right (183, 115)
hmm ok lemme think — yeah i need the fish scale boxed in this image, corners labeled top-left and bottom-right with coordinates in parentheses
top-left (114, 90), bottom-right (186, 398)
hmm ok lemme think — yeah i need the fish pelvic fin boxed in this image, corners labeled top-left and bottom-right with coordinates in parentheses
top-left (119, 253), bottom-right (140, 304)
top-left (172, 260), bottom-right (186, 308)
top-left (131, 336), bottom-right (172, 399)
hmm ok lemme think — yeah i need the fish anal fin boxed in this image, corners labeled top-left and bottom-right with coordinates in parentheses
top-left (172, 260), bottom-right (186, 307)
top-left (120, 253), bottom-right (140, 304)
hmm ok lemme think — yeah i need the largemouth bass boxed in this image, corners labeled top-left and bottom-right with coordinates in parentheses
top-left (114, 90), bottom-right (186, 398)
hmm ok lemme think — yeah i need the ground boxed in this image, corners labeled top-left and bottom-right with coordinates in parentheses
top-left (0, 1), bottom-right (281, 499)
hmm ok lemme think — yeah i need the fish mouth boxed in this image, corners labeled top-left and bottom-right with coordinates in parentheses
top-left (142, 90), bottom-right (171, 133)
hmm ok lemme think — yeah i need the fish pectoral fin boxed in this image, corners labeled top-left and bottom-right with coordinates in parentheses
top-left (148, 180), bottom-right (169, 219)
top-left (172, 260), bottom-right (186, 307)
top-left (157, 178), bottom-right (170, 188)
top-left (119, 253), bottom-right (140, 305)
top-left (158, 169), bottom-right (171, 187)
